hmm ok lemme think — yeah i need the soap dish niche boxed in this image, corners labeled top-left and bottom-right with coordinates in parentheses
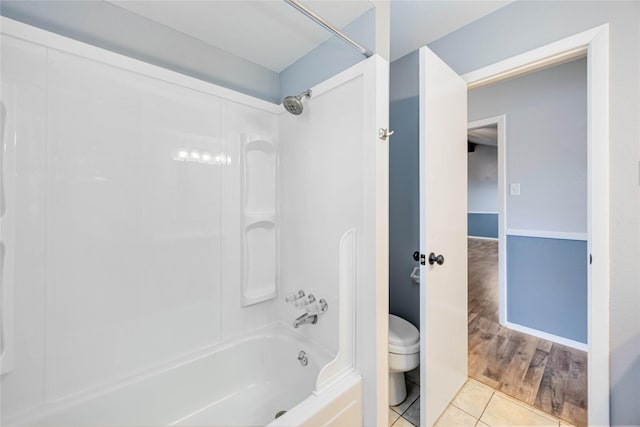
top-left (240, 132), bottom-right (278, 307)
top-left (241, 220), bottom-right (277, 306)
top-left (242, 134), bottom-right (276, 214)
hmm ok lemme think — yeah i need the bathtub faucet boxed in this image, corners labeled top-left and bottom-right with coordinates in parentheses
top-left (293, 313), bottom-right (318, 328)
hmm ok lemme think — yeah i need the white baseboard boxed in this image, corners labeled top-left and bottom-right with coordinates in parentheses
top-left (468, 235), bottom-right (498, 241)
top-left (505, 321), bottom-right (588, 351)
top-left (505, 229), bottom-right (588, 241)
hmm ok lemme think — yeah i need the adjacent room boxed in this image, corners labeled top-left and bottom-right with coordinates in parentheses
top-left (467, 57), bottom-right (589, 427)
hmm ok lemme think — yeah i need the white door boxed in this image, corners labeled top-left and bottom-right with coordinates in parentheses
top-left (418, 46), bottom-right (468, 427)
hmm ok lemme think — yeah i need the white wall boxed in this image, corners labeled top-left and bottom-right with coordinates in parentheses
top-left (0, 34), bottom-right (48, 419)
top-left (45, 47), bottom-right (225, 400)
top-left (278, 76), bottom-right (367, 356)
top-left (278, 59), bottom-right (387, 427)
top-left (1, 22), bottom-right (387, 426)
top-left (0, 31), bottom-right (279, 422)
top-left (429, 2), bottom-right (640, 423)
top-left (467, 144), bottom-right (498, 213)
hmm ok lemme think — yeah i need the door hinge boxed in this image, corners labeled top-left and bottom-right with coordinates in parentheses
top-left (420, 253), bottom-right (426, 265)
top-left (590, 253), bottom-right (592, 265)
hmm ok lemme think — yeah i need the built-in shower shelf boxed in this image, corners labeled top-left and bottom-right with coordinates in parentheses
top-left (243, 212), bottom-right (276, 225)
top-left (241, 133), bottom-right (277, 307)
top-left (244, 137), bottom-right (275, 152)
top-left (243, 287), bottom-right (277, 305)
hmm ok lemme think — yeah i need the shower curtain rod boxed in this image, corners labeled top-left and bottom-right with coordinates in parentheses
top-left (284, 0), bottom-right (374, 58)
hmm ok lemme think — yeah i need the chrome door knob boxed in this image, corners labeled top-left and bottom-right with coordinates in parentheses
top-left (428, 253), bottom-right (445, 265)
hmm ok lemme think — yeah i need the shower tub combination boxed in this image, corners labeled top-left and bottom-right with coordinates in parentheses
top-left (0, 14), bottom-right (385, 427)
top-left (15, 324), bottom-right (360, 427)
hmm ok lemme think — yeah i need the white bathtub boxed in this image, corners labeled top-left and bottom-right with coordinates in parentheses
top-left (12, 323), bottom-right (361, 427)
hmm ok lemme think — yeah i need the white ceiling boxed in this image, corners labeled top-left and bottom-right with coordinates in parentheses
top-left (468, 126), bottom-right (498, 146)
top-left (109, 1), bottom-right (374, 73)
top-left (108, 0), bottom-right (514, 73)
top-left (390, 0), bottom-right (514, 61)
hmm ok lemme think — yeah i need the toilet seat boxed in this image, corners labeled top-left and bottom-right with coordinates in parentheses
top-left (389, 314), bottom-right (420, 354)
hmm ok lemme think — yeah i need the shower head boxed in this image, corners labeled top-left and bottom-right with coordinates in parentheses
top-left (283, 89), bottom-right (312, 115)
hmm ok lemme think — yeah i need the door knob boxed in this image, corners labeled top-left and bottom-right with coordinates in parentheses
top-left (412, 251), bottom-right (420, 261)
top-left (428, 253), bottom-right (445, 265)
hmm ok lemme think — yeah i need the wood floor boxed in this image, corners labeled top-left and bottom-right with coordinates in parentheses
top-left (468, 238), bottom-right (588, 427)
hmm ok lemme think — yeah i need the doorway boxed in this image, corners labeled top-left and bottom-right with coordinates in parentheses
top-left (465, 56), bottom-right (589, 427)
top-left (411, 24), bottom-right (609, 427)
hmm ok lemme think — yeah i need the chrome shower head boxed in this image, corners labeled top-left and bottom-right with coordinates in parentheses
top-left (283, 89), bottom-right (312, 115)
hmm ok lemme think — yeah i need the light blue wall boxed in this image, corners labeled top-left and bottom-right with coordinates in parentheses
top-left (389, 96), bottom-right (420, 328)
top-left (0, 1), bottom-right (280, 102)
top-left (468, 143), bottom-right (498, 212)
top-left (467, 58), bottom-right (588, 348)
top-left (278, 9), bottom-right (375, 101)
top-left (428, 3), bottom-right (640, 423)
top-left (468, 214), bottom-right (498, 239)
top-left (469, 59), bottom-right (587, 234)
top-left (389, 51), bottom-right (419, 329)
top-left (1, 1), bottom-right (377, 105)
top-left (507, 236), bottom-right (588, 344)
top-left (389, 51), bottom-right (419, 103)
top-left (468, 142), bottom-right (498, 239)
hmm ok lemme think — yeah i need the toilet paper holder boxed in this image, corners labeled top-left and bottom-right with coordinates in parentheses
top-left (410, 266), bottom-right (420, 285)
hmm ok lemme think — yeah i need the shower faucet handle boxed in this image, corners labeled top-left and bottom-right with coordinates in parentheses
top-left (305, 299), bottom-right (328, 316)
top-left (285, 290), bottom-right (305, 303)
top-left (294, 294), bottom-right (316, 308)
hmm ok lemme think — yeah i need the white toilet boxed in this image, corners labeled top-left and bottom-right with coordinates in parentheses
top-left (388, 314), bottom-right (420, 406)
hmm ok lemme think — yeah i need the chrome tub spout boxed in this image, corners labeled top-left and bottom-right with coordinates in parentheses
top-left (293, 313), bottom-right (318, 328)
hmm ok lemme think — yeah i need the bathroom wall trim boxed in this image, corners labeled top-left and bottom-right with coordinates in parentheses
top-left (463, 24), bottom-right (610, 426)
top-left (506, 229), bottom-right (588, 241)
top-left (468, 210), bottom-right (498, 214)
top-left (0, 17), bottom-right (282, 114)
top-left (468, 236), bottom-right (497, 241)
top-left (505, 321), bottom-right (588, 352)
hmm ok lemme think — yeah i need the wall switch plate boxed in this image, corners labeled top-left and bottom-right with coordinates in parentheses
top-left (510, 183), bottom-right (521, 196)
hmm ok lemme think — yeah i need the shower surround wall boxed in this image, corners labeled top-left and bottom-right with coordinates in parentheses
top-left (279, 73), bottom-right (367, 356)
top-left (0, 32), bottom-right (282, 420)
top-left (0, 18), bottom-right (388, 425)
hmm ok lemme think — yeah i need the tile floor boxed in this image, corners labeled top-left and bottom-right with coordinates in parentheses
top-left (389, 368), bottom-right (575, 427)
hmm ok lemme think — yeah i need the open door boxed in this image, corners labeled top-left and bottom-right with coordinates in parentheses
top-left (418, 46), bottom-right (468, 426)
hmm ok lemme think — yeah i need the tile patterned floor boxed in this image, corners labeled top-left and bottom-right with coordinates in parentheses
top-left (390, 369), bottom-right (420, 426)
top-left (389, 369), bottom-right (575, 427)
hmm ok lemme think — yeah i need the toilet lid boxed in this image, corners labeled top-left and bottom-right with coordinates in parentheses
top-left (389, 314), bottom-right (420, 354)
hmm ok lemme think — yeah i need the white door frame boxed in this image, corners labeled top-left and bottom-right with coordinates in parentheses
top-left (462, 24), bottom-right (610, 426)
top-left (467, 115), bottom-right (506, 326)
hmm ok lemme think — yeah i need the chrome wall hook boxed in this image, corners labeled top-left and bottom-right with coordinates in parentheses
top-left (379, 128), bottom-right (394, 140)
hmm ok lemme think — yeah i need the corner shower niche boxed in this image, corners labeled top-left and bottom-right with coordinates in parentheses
top-left (241, 133), bottom-right (277, 306)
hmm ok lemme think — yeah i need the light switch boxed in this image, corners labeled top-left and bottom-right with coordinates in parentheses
top-left (510, 183), bottom-right (521, 196)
